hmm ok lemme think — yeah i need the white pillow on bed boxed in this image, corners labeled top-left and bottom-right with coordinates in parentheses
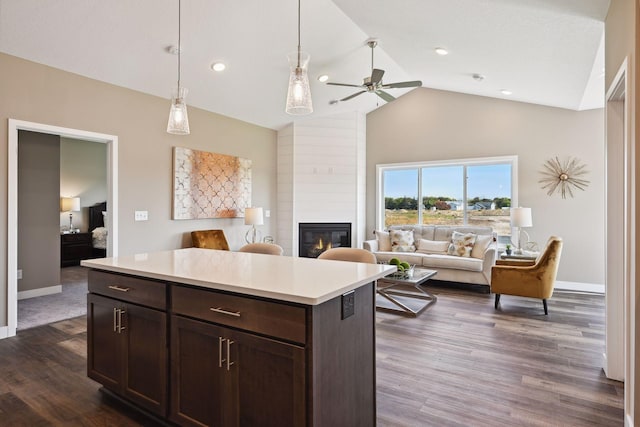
top-left (102, 211), bottom-right (107, 224)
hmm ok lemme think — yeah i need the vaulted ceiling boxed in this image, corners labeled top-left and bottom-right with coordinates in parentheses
top-left (0, 0), bottom-right (610, 130)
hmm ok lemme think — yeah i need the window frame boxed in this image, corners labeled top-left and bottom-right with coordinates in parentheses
top-left (376, 155), bottom-right (519, 231)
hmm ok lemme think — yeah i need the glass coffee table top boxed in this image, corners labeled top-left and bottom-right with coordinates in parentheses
top-left (376, 267), bottom-right (437, 317)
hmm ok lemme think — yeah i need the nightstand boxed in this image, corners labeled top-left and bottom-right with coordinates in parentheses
top-left (60, 232), bottom-right (93, 267)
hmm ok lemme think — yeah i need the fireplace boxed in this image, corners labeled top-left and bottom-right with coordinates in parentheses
top-left (298, 223), bottom-right (351, 258)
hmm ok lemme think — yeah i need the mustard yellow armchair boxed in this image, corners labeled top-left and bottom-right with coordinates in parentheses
top-left (191, 229), bottom-right (230, 250)
top-left (491, 236), bottom-right (563, 315)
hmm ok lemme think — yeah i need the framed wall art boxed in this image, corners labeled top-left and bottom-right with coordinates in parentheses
top-left (173, 147), bottom-right (251, 219)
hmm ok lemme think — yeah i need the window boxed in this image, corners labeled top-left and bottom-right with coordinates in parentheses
top-left (377, 156), bottom-right (517, 236)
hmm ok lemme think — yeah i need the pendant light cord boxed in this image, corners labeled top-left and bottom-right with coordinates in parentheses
top-left (296, 0), bottom-right (301, 67)
top-left (177, 0), bottom-right (182, 90)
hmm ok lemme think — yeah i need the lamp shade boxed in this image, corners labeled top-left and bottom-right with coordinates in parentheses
top-left (511, 207), bottom-right (532, 228)
top-left (61, 197), bottom-right (81, 212)
top-left (244, 207), bottom-right (264, 226)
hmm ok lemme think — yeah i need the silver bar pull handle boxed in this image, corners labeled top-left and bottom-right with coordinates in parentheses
top-left (108, 285), bottom-right (130, 292)
top-left (209, 307), bottom-right (241, 318)
top-left (113, 307), bottom-right (118, 332)
top-left (116, 309), bottom-right (126, 333)
top-left (226, 340), bottom-right (234, 371)
top-left (218, 337), bottom-right (225, 368)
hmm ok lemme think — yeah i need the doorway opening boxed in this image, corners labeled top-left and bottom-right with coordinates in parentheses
top-left (5, 119), bottom-right (119, 338)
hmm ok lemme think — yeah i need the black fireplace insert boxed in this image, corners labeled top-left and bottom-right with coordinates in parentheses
top-left (298, 223), bottom-right (351, 258)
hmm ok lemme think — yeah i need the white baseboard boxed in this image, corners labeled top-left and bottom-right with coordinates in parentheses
top-left (17, 285), bottom-right (62, 300)
top-left (0, 326), bottom-right (7, 339)
top-left (626, 414), bottom-right (633, 427)
top-left (555, 280), bottom-right (604, 294)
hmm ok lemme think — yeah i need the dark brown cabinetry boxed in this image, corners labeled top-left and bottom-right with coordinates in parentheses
top-left (87, 271), bottom-right (167, 416)
top-left (170, 292), bottom-right (306, 427)
top-left (61, 232), bottom-right (93, 267)
top-left (87, 268), bottom-right (376, 427)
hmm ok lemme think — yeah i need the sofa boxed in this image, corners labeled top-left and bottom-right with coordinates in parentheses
top-left (363, 225), bottom-right (497, 287)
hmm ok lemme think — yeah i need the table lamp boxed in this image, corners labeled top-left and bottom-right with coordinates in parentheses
top-left (511, 207), bottom-right (532, 255)
top-left (244, 207), bottom-right (264, 243)
top-left (61, 197), bottom-right (81, 233)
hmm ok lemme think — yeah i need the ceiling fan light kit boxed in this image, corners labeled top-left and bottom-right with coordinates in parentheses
top-left (167, 0), bottom-right (190, 135)
top-left (285, 0), bottom-right (313, 115)
top-left (326, 39), bottom-right (422, 104)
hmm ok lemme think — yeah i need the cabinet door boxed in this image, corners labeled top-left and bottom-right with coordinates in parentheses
top-left (170, 316), bottom-right (226, 427)
top-left (122, 302), bottom-right (167, 416)
top-left (87, 293), bottom-right (122, 390)
top-left (223, 329), bottom-right (306, 427)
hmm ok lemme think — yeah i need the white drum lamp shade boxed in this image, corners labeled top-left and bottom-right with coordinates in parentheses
top-left (244, 207), bottom-right (264, 243)
top-left (510, 207), bottom-right (532, 253)
top-left (61, 197), bottom-right (81, 212)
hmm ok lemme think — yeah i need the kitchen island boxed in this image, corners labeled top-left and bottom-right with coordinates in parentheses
top-left (82, 248), bottom-right (394, 427)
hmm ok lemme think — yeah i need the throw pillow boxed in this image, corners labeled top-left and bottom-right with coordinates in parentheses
top-left (416, 239), bottom-right (450, 254)
top-left (471, 234), bottom-right (493, 259)
top-left (390, 229), bottom-right (416, 252)
top-left (448, 231), bottom-right (476, 257)
top-left (374, 230), bottom-right (392, 252)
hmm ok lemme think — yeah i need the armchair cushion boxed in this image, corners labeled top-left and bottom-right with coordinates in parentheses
top-left (191, 229), bottom-right (230, 250)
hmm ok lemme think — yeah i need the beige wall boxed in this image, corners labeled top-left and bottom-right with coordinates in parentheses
top-left (18, 131), bottom-right (61, 293)
top-left (0, 52), bottom-right (277, 327)
top-left (366, 87), bottom-right (605, 285)
top-left (60, 138), bottom-right (108, 233)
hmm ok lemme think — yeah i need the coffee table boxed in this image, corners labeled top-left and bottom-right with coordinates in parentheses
top-left (376, 267), bottom-right (437, 317)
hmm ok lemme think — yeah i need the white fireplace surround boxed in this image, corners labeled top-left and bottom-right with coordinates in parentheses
top-left (277, 112), bottom-right (366, 257)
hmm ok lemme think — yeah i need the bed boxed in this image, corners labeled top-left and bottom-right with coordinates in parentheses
top-left (88, 201), bottom-right (108, 258)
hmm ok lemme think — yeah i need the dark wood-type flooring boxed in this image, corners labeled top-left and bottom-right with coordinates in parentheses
top-left (0, 283), bottom-right (624, 426)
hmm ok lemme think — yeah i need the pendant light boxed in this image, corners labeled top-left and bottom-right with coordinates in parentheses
top-left (167, 0), bottom-right (190, 135)
top-left (285, 0), bottom-right (313, 115)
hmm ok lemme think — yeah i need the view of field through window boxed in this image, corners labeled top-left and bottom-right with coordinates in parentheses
top-left (382, 162), bottom-right (513, 236)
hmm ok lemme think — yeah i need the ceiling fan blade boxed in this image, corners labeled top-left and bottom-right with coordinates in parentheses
top-left (375, 90), bottom-right (396, 103)
top-left (327, 82), bottom-right (364, 88)
top-left (381, 80), bottom-right (423, 89)
top-left (371, 69), bottom-right (385, 84)
top-left (340, 91), bottom-right (367, 102)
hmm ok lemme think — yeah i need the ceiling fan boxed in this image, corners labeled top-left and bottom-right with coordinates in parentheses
top-left (327, 39), bottom-right (422, 104)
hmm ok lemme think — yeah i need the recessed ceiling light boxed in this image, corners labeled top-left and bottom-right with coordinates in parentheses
top-left (500, 89), bottom-right (512, 95)
top-left (211, 62), bottom-right (226, 72)
top-left (318, 74), bottom-right (329, 83)
top-left (435, 47), bottom-right (448, 56)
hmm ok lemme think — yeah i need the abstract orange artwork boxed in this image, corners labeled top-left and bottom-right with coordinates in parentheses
top-left (173, 147), bottom-right (251, 219)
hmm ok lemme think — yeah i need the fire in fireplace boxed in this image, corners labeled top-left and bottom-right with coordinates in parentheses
top-left (298, 223), bottom-right (351, 258)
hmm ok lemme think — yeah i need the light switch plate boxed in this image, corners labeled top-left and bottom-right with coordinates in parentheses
top-left (134, 211), bottom-right (148, 221)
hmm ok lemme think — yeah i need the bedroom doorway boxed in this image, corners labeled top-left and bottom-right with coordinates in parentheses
top-left (5, 119), bottom-right (119, 338)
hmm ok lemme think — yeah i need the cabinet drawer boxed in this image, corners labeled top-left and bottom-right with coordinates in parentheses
top-left (171, 285), bottom-right (306, 344)
top-left (89, 270), bottom-right (166, 310)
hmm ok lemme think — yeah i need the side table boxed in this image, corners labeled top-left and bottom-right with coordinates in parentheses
top-left (61, 232), bottom-right (93, 267)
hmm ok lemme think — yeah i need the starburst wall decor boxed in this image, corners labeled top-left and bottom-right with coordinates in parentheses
top-left (539, 156), bottom-right (589, 199)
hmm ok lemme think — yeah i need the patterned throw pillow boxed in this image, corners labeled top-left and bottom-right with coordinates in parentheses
top-left (448, 231), bottom-right (477, 257)
top-left (390, 230), bottom-right (416, 252)
top-left (374, 230), bottom-right (392, 251)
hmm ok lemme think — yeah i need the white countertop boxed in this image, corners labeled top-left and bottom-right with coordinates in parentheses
top-left (81, 248), bottom-right (395, 305)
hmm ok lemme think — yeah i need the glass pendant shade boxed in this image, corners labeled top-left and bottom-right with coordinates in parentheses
top-left (167, 87), bottom-right (190, 135)
top-left (286, 51), bottom-right (313, 115)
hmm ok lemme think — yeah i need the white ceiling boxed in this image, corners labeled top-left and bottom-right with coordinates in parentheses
top-left (0, 0), bottom-right (610, 130)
